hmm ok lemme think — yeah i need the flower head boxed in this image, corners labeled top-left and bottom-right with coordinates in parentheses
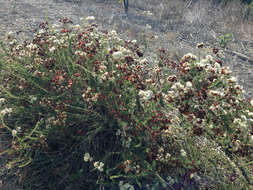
top-left (0, 108), bottom-right (13, 116)
top-left (29, 96), bottom-right (37, 104)
top-left (185, 81), bottom-right (192, 88)
top-left (181, 53), bottom-right (197, 62)
top-left (119, 182), bottom-right (134, 190)
top-left (93, 161), bottom-right (104, 172)
top-left (51, 24), bottom-right (60, 29)
top-left (131, 39), bottom-right (137, 44)
top-left (86, 16), bottom-right (95, 21)
top-left (112, 51), bottom-right (123, 60)
top-left (72, 24), bottom-right (82, 30)
top-left (208, 90), bottom-right (224, 97)
top-left (144, 10), bottom-right (153, 16)
top-left (180, 149), bottom-right (187, 157)
top-left (12, 130), bottom-right (17, 137)
top-left (228, 76), bottom-right (237, 83)
top-left (83, 153), bottom-right (93, 162)
top-left (109, 30), bottom-right (117, 37)
top-left (26, 43), bottom-right (38, 51)
top-left (138, 90), bottom-right (153, 101)
top-left (197, 42), bottom-right (204, 48)
top-left (6, 31), bottom-right (15, 40)
top-left (250, 99), bottom-right (253, 107)
top-left (0, 98), bottom-right (5, 105)
top-left (249, 135), bottom-right (253, 144)
top-left (171, 82), bottom-right (184, 91)
top-left (49, 46), bottom-right (56, 52)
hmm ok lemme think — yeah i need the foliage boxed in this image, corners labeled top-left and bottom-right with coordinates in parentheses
top-left (218, 33), bottom-right (233, 48)
top-left (0, 16), bottom-right (252, 190)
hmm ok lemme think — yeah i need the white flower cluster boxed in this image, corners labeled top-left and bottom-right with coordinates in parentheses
top-left (233, 117), bottom-right (247, 128)
top-left (179, 81), bottom-right (192, 94)
top-left (195, 55), bottom-right (213, 67)
top-left (156, 147), bottom-right (171, 162)
top-left (116, 129), bottom-right (122, 136)
top-left (208, 90), bottom-right (224, 97)
top-left (0, 98), bottom-right (5, 105)
top-left (180, 149), bottom-right (187, 157)
top-left (51, 24), bottom-right (60, 29)
top-left (93, 161), bottom-right (104, 172)
top-left (227, 76), bottom-right (237, 83)
top-left (234, 140), bottom-right (242, 151)
top-left (143, 10), bottom-right (153, 16)
top-left (85, 16), bottom-right (95, 22)
top-left (123, 160), bottom-right (132, 173)
top-left (247, 111), bottom-right (253, 117)
top-left (6, 31), bottom-right (15, 40)
top-left (109, 30), bottom-right (117, 37)
top-left (250, 99), bottom-right (253, 107)
top-left (75, 50), bottom-right (87, 57)
top-left (26, 43), bottom-right (38, 51)
top-left (171, 82), bottom-right (184, 91)
top-left (101, 72), bottom-right (108, 81)
top-left (5, 31), bottom-right (17, 45)
top-left (190, 172), bottom-right (202, 182)
top-left (83, 153), bottom-right (104, 172)
top-left (138, 90), bottom-right (153, 101)
top-left (49, 46), bottom-right (56, 52)
top-left (38, 29), bottom-right (47, 35)
top-left (0, 108), bottom-right (13, 116)
top-left (12, 130), bottom-right (17, 137)
top-left (131, 39), bottom-right (137, 44)
top-left (83, 153), bottom-right (93, 162)
top-left (195, 61), bottom-right (206, 68)
top-left (185, 81), bottom-right (192, 89)
top-left (181, 53), bottom-right (197, 62)
top-left (214, 62), bottom-right (221, 69)
top-left (107, 30), bottom-right (123, 42)
top-left (119, 181), bottom-right (134, 190)
top-left (11, 127), bottom-right (21, 137)
top-left (29, 95), bottom-right (37, 104)
top-left (124, 137), bottom-right (132, 148)
top-left (249, 135), bottom-right (253, 144)
top-left (140, 58), bottom-right (148, 65)
top-left (118, 46), bottom-right (132, 55)
top-left (46, 116), bottom-right (56, 128)
top-left (71, 24), bottom-right (82, 30)
top-left (53, 38), bottom-right (65, 45)
top-left (112, 51), bottom-right (123, 61)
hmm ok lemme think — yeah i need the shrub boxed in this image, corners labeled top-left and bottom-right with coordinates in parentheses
top-left (0, 16), bottom-right (252, 190)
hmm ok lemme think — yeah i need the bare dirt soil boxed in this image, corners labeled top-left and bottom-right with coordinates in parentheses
top-left (0, 0), bottom-right (253, 189)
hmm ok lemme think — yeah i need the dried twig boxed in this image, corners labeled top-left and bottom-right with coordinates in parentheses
top-left (224, 48), bottom-right (253, 64)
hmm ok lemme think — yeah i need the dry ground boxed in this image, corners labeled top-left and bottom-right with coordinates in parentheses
top-left (0, 0), bottom-right (252, 97)
top-left (0, 0), bottom-right (253, 189)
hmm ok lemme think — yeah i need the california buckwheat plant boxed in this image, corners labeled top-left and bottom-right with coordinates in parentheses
top-left (0, 16), bottom-right (252, 190)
